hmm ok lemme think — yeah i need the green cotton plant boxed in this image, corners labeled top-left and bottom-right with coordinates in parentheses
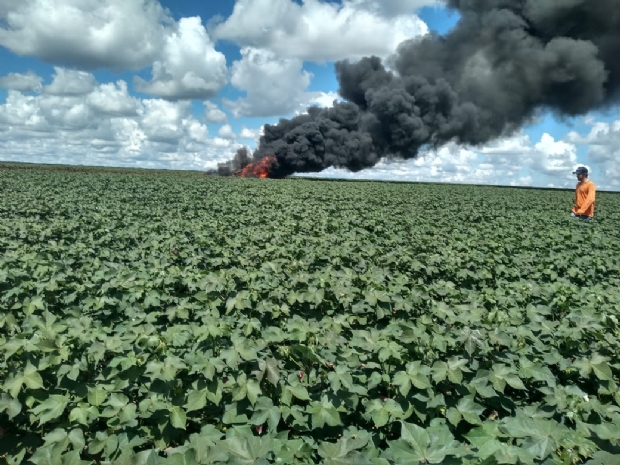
top-left (0, 164), bottom-right (620, 464)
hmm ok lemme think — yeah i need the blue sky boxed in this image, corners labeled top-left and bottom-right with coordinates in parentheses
top-left (0, 0), bottom-right (618, 190)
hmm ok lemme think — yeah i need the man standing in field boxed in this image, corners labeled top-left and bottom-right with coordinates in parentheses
top-left (570, 166), bottom-right (596, 220)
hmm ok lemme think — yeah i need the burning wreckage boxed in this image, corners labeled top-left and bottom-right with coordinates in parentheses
top-left (208, 0), bottom-right (620, 180)
top-left (233, 155), bottom-right (276, 179)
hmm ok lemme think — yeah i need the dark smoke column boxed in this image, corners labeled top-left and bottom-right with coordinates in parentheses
top-left (212, 0), bottom-right (620, 178)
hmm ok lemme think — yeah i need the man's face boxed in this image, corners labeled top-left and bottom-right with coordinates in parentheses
top-left (577, 172), bottom-right (586, 182)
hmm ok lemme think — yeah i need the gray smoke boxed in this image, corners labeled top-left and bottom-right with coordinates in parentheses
top-left (206, 147), bottom-right (252, 176)
top-left (214, 0), bottom-right (620, 178)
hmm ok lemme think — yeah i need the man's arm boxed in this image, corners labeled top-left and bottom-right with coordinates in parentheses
top-left (572, 186), bottom-right (579, 212)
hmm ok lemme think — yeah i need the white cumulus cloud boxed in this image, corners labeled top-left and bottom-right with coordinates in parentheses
top-left (86, 81), bottom-right (141, 117)
top-left (224, 47), bottom-right (312, 117)
top-left (218, 124), bottom-right (236, 139)
top-left (307, 91), bottom-right (342, 109)
top-left (134, 17), bottom-right (228, 100)
top-left (0, 2), bottom-right (229, 102)
top-left (0, 71), bottom-right (244, 171)
top-left (239, 126), bottom-right (263, 140)
top-left (530, 133), bottom-right (577, 177)
top-left (349, 0), bottom-right (439, 16)
top-left (567, 118), bottom-right (620, 188)
top-left (213, 0), bottom-right (429, 62)
top-left (43, 68), bottom-right (96, 96)
top-left (0, 71), bottom-right (43, 92)
top-left (204, 102), bottom-right (228, 123)
top-left (0, 0), bottom-right (172, 70)
top-left (300, 129), bottom-right (619, 189)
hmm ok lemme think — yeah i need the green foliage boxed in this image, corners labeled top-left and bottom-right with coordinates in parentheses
top-left (1, 165), bottom-right (620, 464)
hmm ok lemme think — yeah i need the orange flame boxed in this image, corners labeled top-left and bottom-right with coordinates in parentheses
top-left (234, 155), bottom-right (276, 178)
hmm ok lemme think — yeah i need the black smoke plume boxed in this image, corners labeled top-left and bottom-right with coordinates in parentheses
top-left (211, 0), bottom-right (620, 178)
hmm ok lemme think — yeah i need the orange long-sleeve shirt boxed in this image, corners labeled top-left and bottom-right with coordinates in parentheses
top-left (572, 179), bottom-right (596, 217)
